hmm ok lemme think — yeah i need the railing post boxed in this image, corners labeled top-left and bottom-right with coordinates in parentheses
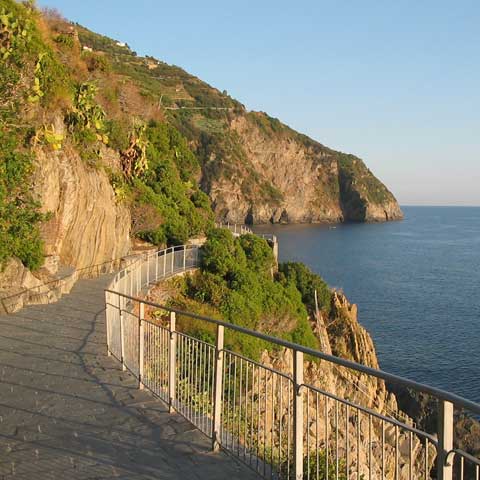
top-left (171, 246), bottom-right (175, 273)
top-left (212, 324), bottom-right (224, 451)
top-left (146, 254), bottom-right (150, 286)
top-left (168, 311), bottom-right (176, 413)
top-left (105, 291), bottom-right (111, 356)
top-left (155, 251), bottom-right (159, 280)
top-left (139, 302), bottom-right (145, 390)
top-left (437, 400), bottom-right (454, 480)
top-left (120, 305), bottom-right (126, 371)
top-left (183, 245), bottom-right (186, 270)
top-left (294, 349), bottom-right (304, 480)
top-left (163, 250), bottom-right (166, 277)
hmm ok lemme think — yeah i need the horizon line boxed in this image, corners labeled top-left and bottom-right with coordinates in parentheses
top-left (400, 204), bottom-right (480, 208)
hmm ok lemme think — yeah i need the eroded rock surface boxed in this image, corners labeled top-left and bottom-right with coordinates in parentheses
top-left (34, 141), bottom-right (131, 270)
top-left (205, 114), bottom-right (403, 225)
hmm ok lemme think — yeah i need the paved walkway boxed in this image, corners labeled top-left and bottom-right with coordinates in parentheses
top-left (0, 276), bottom-right (258, 479)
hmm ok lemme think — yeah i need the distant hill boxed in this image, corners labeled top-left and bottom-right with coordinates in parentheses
top-left (74, 20), bottom-right (403, 224)
top-left (0, 0), bottom-right (402, 278)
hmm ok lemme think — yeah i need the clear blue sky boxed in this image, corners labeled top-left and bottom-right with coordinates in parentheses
top-left (39, 0), bottom-right (480, 206)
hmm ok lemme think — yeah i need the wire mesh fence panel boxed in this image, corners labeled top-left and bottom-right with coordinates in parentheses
top-left (303, 386), bottom-right (437, 480)
top-left (221, 350), bottom-right (294, 479)
top-left (173, 248), bottom-right (184, 272)
top-left (164, 251), bottom-right (174, 277)
top-left (122, 310), bottom-right (140, 377)
top-left (106, 292), bottom-right (122, 360)
top-left (143, 322), bottom-right (169, 402)
top-left (185, 246), bottom-right (198, 268)
top-left (175, 332), bottom-right (215, 436)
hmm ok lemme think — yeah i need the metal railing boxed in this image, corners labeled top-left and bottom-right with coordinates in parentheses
top-left (216, 222), bottom-right (254, 236)
top-left (1, 253), bottom-right (139, 314)
top-left (104, 243), bottom-right (480, 480)
top-left (215, 222), bottom-right (278, 245)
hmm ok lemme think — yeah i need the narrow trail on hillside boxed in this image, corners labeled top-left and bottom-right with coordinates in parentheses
top-left (0, 275), bottom-right (257, 479)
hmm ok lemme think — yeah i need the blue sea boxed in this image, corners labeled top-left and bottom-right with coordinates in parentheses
top-left (254, 206), bottom-right (480, 404)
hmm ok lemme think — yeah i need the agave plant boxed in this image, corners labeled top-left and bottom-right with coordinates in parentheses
top-left (32, 124), bottom-right (64, 151)
top-left (0, 7), bottom-right (31, 60)
top-left (121, 120), bottom-right (149, 179)
top-left (67, 82), bottom-right (109, 143)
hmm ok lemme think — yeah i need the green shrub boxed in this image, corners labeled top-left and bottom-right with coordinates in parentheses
top-left (238, 233), bottom-right (275, 276)
top-left (105, 118), bottom-right (130, 151)
top-left (137, 228), bottom-right (166, 246)
top-left (201, 229), bottom-right (246, 276)
top-left (190, 189), bottom-right (210, 210)
top-left (66, 82), bottom-right (108, 140)
top-left (54, 33), bottom-right (74, 48)
top-left (303, 450), bottom-right (347, 480)
top-left (81, 50), bottom-right (110, 72)
top-left (0, 131), bottom-right (44, 270)
top-left (179, 229), bottom-right (319, 359)
top-left (129, 120), bottom-right (214, 246)
top-left (278, 262), bottom-right (332, 315)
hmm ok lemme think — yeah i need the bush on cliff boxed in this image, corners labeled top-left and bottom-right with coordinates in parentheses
top-left (134, 120), bottom-right (214, 246)
top-left (0, 132), bottom-right (45, 270)
top-left (171, 229), bottom-right (319, 359)
top-left (278, 261), bottom-right (332, 315)
top-left (0, 0), bottom-right (55, 270)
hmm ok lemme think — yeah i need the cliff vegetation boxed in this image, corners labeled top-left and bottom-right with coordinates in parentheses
top-left (1, 0), bottom-right (402, 282)
top-left (166, 229), bottom-right (321, 359)
top-left (0, 0), bottom-right (213, 283)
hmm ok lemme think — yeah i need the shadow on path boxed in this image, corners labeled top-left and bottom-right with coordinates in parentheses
top-left (0, 275), bottom-right (258, 479)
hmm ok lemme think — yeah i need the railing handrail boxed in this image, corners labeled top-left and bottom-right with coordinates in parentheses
top-left (105, 240), bottom-right (479, 479)
top-left (0, 252), bottom-right (143, 314)
top-left (105, 286), bottom-right (480, 416)
top-left (215, 222), bottom-right (253, 235)
top-left (1, 253), bottom-right (141, 301)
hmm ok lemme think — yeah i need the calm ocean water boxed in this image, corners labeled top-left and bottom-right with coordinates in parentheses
top-left (254, 206), bottom-right (480, 403)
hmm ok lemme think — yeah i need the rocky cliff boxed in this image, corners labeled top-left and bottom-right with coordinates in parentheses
top-left (0, 125), bottom-right (131, 311)
top-left (71, 20), bottom-right (403, 226)
top-left (33, 129), bottom-right (131, 271)
top-left (204, 113), bottom-right (403, 224)
top-left (0, 1), bottom-right (401, 305)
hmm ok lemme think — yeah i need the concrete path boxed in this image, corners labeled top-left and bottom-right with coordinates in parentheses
top-left (0, 276), bottom-right (258, 479)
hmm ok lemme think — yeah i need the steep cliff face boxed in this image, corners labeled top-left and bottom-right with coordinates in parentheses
top-left (33, 136), bottom-right (131, 271)
top-left (314, 291), bottom-right (396, 414)
top-left (200, 113), bottom-right (403, 224)
top-left (0, 135), bottom-right (131, 311)
top-left (206, 115), bottom-right (343, 224)
top-left (337, 154), bottom-right (404, 222)
top-left (70, 22), bottom-right (403, 227)
top-left (0, 144), bottom-right (131, 312)
top-left (326, 291), bottom-right (381, 367)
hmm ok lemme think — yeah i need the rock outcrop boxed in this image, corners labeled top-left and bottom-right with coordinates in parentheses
top-left (33, 133), bottom-right (131, 271)
top-left (0, 120), bottom-right (131, 312)
top-left (259, 292), bottom-right (433, 479)
top-left (203, 114), bottom-right (403, 225)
